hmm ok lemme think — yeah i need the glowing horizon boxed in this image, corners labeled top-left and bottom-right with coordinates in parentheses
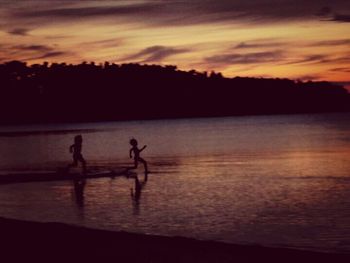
top-left (1, 0), bottom-right (350, 89)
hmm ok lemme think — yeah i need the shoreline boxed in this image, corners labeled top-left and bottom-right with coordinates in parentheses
top-left (0, 217), bottom-right (349, 262)
top-left (0, 168), bottom-right (131, 185)
top-left (0, 110), bottom-right (349, 127)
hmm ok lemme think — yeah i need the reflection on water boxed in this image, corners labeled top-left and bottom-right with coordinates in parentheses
top-left (130, 174), bottom-right (148, 215)
top-left (73, 178), bottom-right (86, 208)
top-left (0, 113), bottom-right (350, 253)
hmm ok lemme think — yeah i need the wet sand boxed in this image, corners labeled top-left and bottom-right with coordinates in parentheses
top-left (0, 217), bottom-right (349, 262)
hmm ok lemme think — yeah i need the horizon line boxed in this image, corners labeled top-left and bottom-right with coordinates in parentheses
top-left (2, 59), bottom-right (346, 89)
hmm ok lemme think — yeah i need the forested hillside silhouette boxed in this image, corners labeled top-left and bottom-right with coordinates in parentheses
top-left (1, 60), bottom-right (349, 124)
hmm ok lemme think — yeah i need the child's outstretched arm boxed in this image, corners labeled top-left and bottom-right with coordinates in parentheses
top-left (69, 144), bottom-right (74, 153)
top-left (140, 145), bottom-right (147, 152)
top-left (129, 148), bottom-right (133, 158)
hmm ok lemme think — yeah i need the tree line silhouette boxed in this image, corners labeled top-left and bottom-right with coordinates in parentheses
top-left (1, 60), bottom-right (349, 124)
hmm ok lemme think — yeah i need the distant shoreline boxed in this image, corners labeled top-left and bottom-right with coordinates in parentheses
top-left (1, 61), bottom-right (349, 125)
top-left (0, 217), bottom-right (349, 262)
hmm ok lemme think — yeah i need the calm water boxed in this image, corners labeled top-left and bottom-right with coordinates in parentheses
top-left (0, 113), bottom-right (350, 253)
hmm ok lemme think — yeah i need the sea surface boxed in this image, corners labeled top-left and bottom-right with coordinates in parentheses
top-left (0, 113), bottom-right (350, 253)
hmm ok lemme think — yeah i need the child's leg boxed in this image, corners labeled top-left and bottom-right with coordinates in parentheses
top-left (67, 157), bottom-right (78, 169)
top-left (81, 159), bottom-right (87, 173)
top-left (133, 159), bottom-right (139, 169)
top-left (126, 159), bottom-right (138, 172)
top-left (139, 158), bottom-right (148, 172)
top-left (78, 155), bottom-right (87, 173)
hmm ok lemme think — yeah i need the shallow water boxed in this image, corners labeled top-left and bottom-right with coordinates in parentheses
top-left (0, 113), bottom-right (350, 253)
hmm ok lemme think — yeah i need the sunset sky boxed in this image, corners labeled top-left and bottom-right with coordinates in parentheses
top-left (1, 0), bottom-right (350, 89)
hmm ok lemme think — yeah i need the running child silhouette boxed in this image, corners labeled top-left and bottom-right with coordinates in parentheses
top-left (129, 138), bottom-right (148, 173)
top-left (67, 135), bottom-right (87, 174)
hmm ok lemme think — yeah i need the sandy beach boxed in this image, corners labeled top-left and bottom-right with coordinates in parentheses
top-left (0, 217), bottom-right (349, 262)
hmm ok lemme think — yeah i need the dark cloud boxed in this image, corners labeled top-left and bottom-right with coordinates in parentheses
top-left (1, 44), bottom-right (54, 57)
top-left (234, 40), bottom-right (286, 49)
top-left (5, 0), bottom-right (350, 27)
top-left (0, 41), bottom-right (69, 61)
top-left (315, 6), bottom-right (350, 23)
top-left (205, 50), bottom-right (284, 66)
top-left (27, 51), bottom-right (67, 60)
top-left (235, 42), bottom-right (266, 49)
top-left (311, 39), bottom-right (350, 46)
top-left (330, 67), bottom-right (350, 73)
top-left (13, 44), bottom-right (52, 52)
top-left (285, 53), bottom-right (350, 65)
top-left (285, 55), bottom-right (329, 65)
top-left (16, 3), bottom-right (162, 18)
top-left (331, 13), bottom-right (350, 22)
top-left (123, 45), bottom-right (190, 63)
top-left (82, 38), bottom-right (124, 48)
top-left (7, 28), bottom-right (30, 36)
top-left (325, 55), bottom-right (350, 64)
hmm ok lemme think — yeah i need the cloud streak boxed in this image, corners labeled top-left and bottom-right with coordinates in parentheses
top-left (331, 13), bottom-right (350, 22)
top-left (13, 44), bottom-right (52, 52)
top-left (316, 6), bottom-right (350, 23)
top-left (311, 39), bottom-right (350, 46)
top-left (26, 51), bottom-right (68, 61)
top-left (7, 28), bottom-right (30, 36)
top-left (205, 50), bottom-right (284, 66)
top-left (17, 3), bottom-right (160, 18)
top-left (285, 55), bottom-right (329, 65)
top-left (234, 40), bottom-right (287, 49)
top-left (81, 38), bottom-right (124, 49)
top-left (285, 54), bottom-right (350, 65)
top-left (4, 0), bottom-right (350, 27)
top-left (122, 45), bottom-right (190, 63)
top-left (0, 42), bottom-right (68, 62)
top-left (330, 67), bottom-right (350, 73)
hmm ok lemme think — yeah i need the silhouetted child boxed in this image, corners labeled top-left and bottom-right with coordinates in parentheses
top-left (67, 135), bottom-right (87, 174)
top-left (129, 138), bottom-right (148, 173)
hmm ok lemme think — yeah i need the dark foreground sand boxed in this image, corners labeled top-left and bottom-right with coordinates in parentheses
top-left (1, 217), bottom-right (349, 262)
